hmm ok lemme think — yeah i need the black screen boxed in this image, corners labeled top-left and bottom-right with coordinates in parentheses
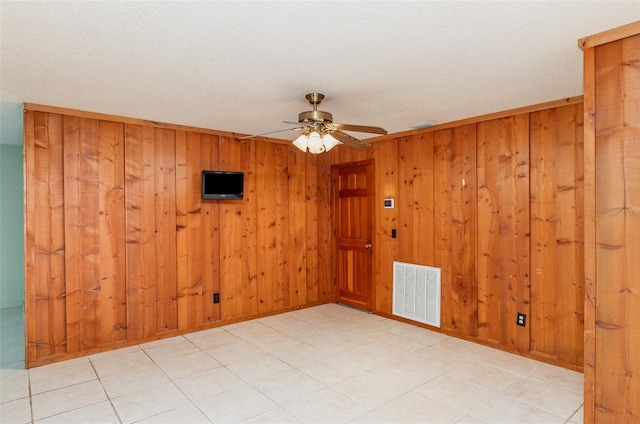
top-left (202, 171), bottom-right (244, 200)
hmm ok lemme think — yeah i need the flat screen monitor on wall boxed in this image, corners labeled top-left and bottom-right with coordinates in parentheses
top-left (201, 170), bottom-right (244, 200)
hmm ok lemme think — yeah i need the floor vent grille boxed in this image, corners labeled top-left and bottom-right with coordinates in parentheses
top-left (392, 261), bottom-right (441, 328)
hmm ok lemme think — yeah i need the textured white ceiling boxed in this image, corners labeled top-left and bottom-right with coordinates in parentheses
top-left (1, 1), bottom-right (638, 145)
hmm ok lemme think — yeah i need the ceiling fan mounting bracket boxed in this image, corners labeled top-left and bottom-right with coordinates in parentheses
top-left (305, 92), bottom-right (324, 105)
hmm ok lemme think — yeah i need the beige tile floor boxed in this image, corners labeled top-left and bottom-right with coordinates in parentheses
top-left (0, 304), bottom-right (584, 423)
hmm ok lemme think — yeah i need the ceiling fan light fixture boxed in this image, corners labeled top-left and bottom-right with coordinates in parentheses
top-left (292, 133), bottom-right (308, 152)
top-left (322, 133), bottom-right (341, 152)
top-left (291, 131), bottom-right (342, 154)
top-left (307, 131), bottom-right (325, 154)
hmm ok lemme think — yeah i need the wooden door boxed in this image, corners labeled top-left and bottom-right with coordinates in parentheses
top-left (332, 160), bottom-right (374, 310)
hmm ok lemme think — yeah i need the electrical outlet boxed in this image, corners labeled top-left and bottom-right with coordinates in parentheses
top-left (391, 229), bottom-right (397, 238)
top-left (213, 292), bottom-right (220, 304)
top-left (516, 312), bottom-right (526, 327)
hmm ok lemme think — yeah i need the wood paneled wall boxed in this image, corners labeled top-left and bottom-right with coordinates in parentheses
top-left (331, 98), bottom-right (585, 369)
top-left (25, 98), bottom-right (586, 369)
top-left (581, 23), bottom-right (640, 423)
top-left (24, 106), bottom-right (332, 367)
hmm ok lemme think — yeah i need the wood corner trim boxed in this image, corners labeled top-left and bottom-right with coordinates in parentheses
top-left (578, 20), bottom-right (640, 50)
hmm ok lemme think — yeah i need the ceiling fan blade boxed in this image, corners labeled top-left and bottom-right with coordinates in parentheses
top-left (236, 126), bottom-right (305, 140)
top-left (331, 131), bottom-right (371, 150)
top-left (330, 123), bottom-right (387, 135)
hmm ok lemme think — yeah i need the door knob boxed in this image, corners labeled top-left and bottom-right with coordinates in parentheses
top-left (364, 243), bottom-right (372, 249)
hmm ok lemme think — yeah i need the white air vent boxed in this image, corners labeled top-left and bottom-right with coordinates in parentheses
top-left (393, 261), bottom-right (441, 328)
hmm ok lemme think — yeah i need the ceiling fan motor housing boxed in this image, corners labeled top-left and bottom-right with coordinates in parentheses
top-left (298, 110), bottom-right (333, 124)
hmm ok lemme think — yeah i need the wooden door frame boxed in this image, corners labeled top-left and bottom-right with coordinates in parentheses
top-left (331, 159), bottom-right (375, 311)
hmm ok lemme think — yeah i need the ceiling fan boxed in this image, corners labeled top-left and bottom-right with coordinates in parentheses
top-left (239, 93), bottom-right (387, 154)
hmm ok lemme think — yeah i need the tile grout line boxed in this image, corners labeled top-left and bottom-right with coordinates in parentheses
top-left (88, 358), bottom-right (124, 424)
top-left (128, 336), bottom-right (208, 423)
top-left (28, 367), bottom-right (34, 424)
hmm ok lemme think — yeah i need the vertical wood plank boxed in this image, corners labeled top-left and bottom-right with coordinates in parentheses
top-left (434, 129), bottom-right (454, 333)
top-left (154, 128), bottom-right (177, 333)
top-left (372, 139), bottom-right (398, 314)
top-left (24, 110), bottom-right (37, 364)
top-left (219, 136), bottom-right (254, 319)
top-left (218, 136), bottom-right (238, 320)
top-left (288, 149), bottom-right (307, 307)
top-left (275, 145), bottom-right (291, 308)
top-left (305, 153), bottom-right (320, 302)
top-left (619, 34), bottom-right (640, 421)
top-left (97, 120), bottom-right (126, 344)
top-left (316, 152), bottom-right (334, 302)
top-left (397, 135), bottom-right (414, 264)
top-left (198, 134), bottom-right (211, 325)
top-left (256, 142), bottom-right (277, 313)
top-left (64, 117), bottom-right (101, 351)
top-left (504, 114), bottom-right (530, 352)
top-left (554, 104), bottom-right (584, 365)
top-left (583, 45), bottom-right (596, 424)
top-left (530, 109), bottom-right (558, 356)
top-left (594, 40), bottom-right (626, 421)
top-left (175, 130), bottom-right (188, 329)
top-left (76, 118), bottom-right (101, 350)
top-left (572, 103), bottom-right (585, 368)
top-left (125, 124), bottom-right (156, 340)
top-left (80, 119), bottom-right (100, 350)
top-left (34, 112), bottom-right (50, 357)
top-left (198, 135), bottom-right (211, 324)
top-left (63, 115), bottom-right (81, 353)
top-left (398, 133), bottom-right (435, 265)
top-left (433, 130), bottom-right (456, 329)
top-left (476, 121), bottom-right (501, 344)
top-left (47, 114), bottom-right (66, 355)
top-left (516, 114), bottom-right (532, 351)
top-left (620, 34), bottom-right (640, 419)
top-left (241, 139), bottom-right (258, 317)
top-left (450, 125), bottom-right (477, 336)
top-left (209, 135), bottom-right (222, 322)
top-left (201, 134), bottom-right (220, 324)
top-left (30, 112), bottom-right (66, 358)
top-left (183, 131), bottom-right (203, 328)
